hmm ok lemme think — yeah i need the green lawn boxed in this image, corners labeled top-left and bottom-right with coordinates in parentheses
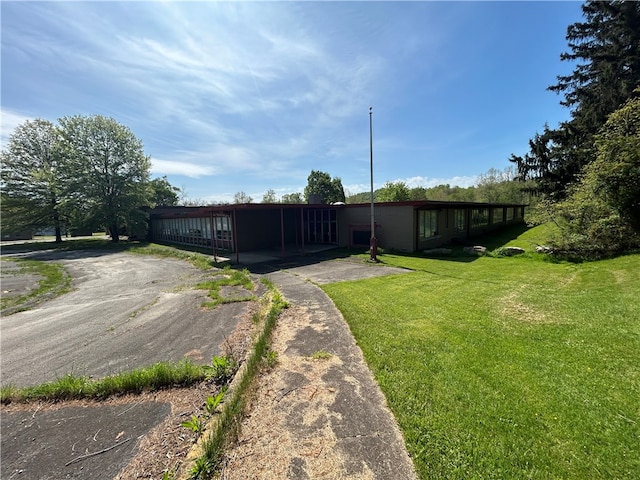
top-left (322, 226), bottom-right (639, 479)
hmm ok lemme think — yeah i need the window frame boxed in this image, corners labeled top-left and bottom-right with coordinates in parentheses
top-left (419, 210), bottom-right (438, 240)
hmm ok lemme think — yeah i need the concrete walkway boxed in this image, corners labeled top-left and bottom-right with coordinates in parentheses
top-left (220, 260), bottom-right (417, 479)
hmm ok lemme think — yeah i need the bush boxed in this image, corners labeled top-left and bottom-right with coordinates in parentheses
top-left (529, 92), bottom-right (640, 259)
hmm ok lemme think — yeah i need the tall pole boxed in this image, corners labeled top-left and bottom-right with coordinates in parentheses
top-left (369, 106), bottom-right (377, 262)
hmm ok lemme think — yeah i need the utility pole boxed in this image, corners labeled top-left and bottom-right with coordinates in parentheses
top-left (369, 106), bottom-right (377, 262)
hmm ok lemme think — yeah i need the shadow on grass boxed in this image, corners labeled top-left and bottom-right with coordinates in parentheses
top-left (470, 223), bottom-right (531, 251)
top-left (382, 223), bottom-right (534, 264)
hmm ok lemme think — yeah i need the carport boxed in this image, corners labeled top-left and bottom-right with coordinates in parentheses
top-left (149, 204), bottom-right (340, 264)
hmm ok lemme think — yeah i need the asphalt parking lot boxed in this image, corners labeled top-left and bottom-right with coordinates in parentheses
top-left (0, 249), bottom-right (248, 388)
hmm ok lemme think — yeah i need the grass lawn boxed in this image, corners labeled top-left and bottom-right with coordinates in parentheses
top-left (322, 225), bottom-right (639, 479)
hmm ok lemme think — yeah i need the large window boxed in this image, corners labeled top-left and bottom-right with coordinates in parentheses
top-left (515, 207), bottom-right (522, 219)
top-left (152, 215), bottom-right (233, 251)
top-left (419, 210), bottom-right (438, 239)
top-left (305, 208), bottom-right (337, 244)
top-left (454, 209), bottom-right (466, 233)
top-left (506, 208), bottom-right (514, 221)
top-left (491, 207), bottom-right (504, 224)
top-left (471, 208), bottom-right (488, 228)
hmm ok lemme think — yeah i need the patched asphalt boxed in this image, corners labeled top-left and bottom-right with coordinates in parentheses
top-left (1, 250), bottom-right (248, 387)
top-left (1, 251), bottom-right (416, 479)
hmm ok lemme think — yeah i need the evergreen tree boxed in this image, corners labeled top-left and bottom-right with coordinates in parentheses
top-left (511, 1), bottom-right (640, 196)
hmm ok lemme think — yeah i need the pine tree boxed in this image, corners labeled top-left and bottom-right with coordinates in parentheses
top-left (511, 1), bottom-right (640, 196)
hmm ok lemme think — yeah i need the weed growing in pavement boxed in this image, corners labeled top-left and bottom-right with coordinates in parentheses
top-left (203, 355), bottom-right (238, 385)
top-left (259, 277), bottom-right (275, 288)
top-left (190, 456), bottom-right (213, 480)
top-left (181, 414), bottom-right (203, 435)
top-left (311, 350), bottom-right (333, 360)
top-left (0, 386), bottom-right (21, 404)
top-left (1, 360), bottom-right (206, 404)
top-left (161, 469), bottom-right (176, 480)
top-left (197, 266), bottom-right (255, 308)
top-left (263, 349), bottom-right (279, 369)
top-left (205, 388), bottom-right (227, 415)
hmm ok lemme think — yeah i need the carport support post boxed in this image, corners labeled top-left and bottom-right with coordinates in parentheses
top-left (300, 207), bottom-right (305, 256)
top-left (210, 211), bottom-right (217, 262)
top-left (280, 207), bottom-right (285, 259)
top-left (369, 106), bottom-right (377, 262)
top-left (233, 209), bottom-right (239, 264)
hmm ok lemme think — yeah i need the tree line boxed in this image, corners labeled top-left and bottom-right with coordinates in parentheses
top-left (248, 166), bottom-right (531, 206)
top-left (346, 166), bottom-right (532, 205)
top-left (510, 0), bottom-right (639, 255)
top-left (1, 115), bottom-right (180, 242)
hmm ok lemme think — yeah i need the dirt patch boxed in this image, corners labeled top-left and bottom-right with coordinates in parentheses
top-left (498, 288), bottom-right (552, 325)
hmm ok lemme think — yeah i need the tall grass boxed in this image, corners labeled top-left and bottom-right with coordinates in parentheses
top-left (323, 225), bottom-right (640, 479)
top-left (1, 360), bottom-right (205, 403)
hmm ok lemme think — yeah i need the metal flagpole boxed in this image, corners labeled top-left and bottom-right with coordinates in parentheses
top-left (369, 107), bottom-right (377, 262)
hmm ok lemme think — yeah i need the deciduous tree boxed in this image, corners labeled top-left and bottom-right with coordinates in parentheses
top-left (589, 92), bottom-right (640, 230)
top-left (475, 166), bottom-right (531, 204)
top-left (262, 189), bottom-right (278, 203)
top-left (233, 191), bottom-right (253, 204)
top-left (536, 93), bottom-right (640, 255)
top-left (1, 119), bottom-right (66, 242)
top-left (304, 170), bottom-right (345, 204)
top-left (281, 192), bottom-right (303, 204)
top-left (58, 115), bottom-right (151, 242)
top-left (150, 176), bottom-right (180, 207)
top-left (377, 181), bottom-right (410, 202)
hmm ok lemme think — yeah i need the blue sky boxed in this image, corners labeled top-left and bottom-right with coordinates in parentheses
top-left (2, 1), bottom-right (584, 203)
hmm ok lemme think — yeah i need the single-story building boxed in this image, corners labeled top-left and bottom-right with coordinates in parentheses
top-left (148, 200), bottom-right (526, 262)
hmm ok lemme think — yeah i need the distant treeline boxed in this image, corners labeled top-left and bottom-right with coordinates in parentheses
top-left (346, 166), bottom-right (533, 205)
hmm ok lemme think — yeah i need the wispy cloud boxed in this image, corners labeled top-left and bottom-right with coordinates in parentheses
top-left (6, 0), bottom-right (525, 201)
top-left (1, 108), bottom-right (34, 148)
top-left (150, 158), bottom-right (216, 178)
top-left (11, 1), bottom-right (390, 181)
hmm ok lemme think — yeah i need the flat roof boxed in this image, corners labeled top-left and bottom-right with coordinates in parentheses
top-left (148, 200), bottom-right (527, 218)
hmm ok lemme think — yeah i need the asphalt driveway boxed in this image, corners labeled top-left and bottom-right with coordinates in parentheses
top-left (0, 250), bottom-right (248, 388)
